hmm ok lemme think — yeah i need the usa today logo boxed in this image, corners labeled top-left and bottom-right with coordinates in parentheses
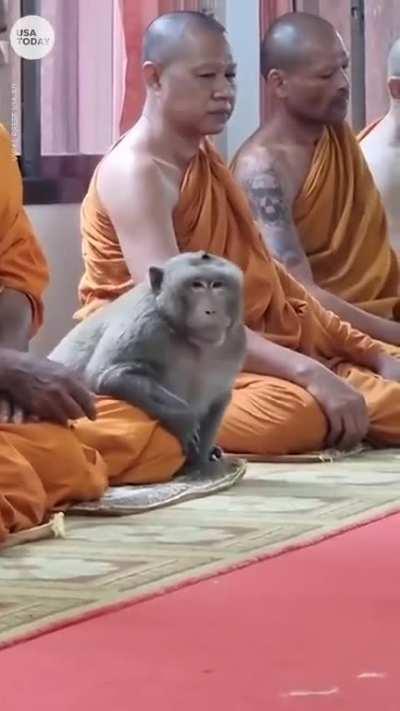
top-left (10, 15), bottom-right (54, 60)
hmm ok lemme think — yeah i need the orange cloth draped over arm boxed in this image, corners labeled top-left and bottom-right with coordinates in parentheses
top-left (0, 125), bottom-right (49, 332)
top-left (292, 122), bottom-right (400, 320)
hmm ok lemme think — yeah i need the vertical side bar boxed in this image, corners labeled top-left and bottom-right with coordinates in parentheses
top-left (350, 0), bottom-right (366, 131)
top-left (20, 0), bottom-right (41, 176)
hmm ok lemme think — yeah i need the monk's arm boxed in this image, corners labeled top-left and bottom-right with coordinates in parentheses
top-left (98, 158), bottom-right (180, 283)
top-left (0, 288), bottom-right (32, 350)
top-left (276, 263), bottom-right (396, 377)
top-left (233, 154), bottom-right (314, 280)
top-left (244, 327), bottom-right (329, 382)
top-left (235, 156), bottom-right (400, 346)
top-left (0, 125), bottom-right (48, 346)
top-left (245, 319), bottom-right (380, 385)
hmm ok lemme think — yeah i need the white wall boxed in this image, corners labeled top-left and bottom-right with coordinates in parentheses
top-left (224, 0), bottom-right (260, 160)
top-left (28, 203), bottom-right (82, 356)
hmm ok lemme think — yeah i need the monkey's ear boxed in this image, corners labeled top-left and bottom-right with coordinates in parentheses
top-left (149, 266), bottom-right (164, 294)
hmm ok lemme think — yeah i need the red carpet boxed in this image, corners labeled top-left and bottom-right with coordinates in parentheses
top-left (1, 515), bottom-right (400, 710)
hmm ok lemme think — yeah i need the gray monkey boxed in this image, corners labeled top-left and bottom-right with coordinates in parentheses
top-left (50, 252), bottom-right (246, 464)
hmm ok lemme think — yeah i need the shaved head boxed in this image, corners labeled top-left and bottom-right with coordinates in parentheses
top-left (261, 11), bottom-right (338, 79)
top-left (259, 11), bottom-right (349, 126)
top-left (140, 10), bottom-right (235, 138)
top-left (388, 38), bottom-right (400, 77)
top-left (142, 11), bottom-right (226, 66)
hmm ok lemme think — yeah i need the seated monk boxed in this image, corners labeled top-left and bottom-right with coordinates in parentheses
top-left (231, 12), bottom-right (400, 347)
top-left (0, 124), bottom-right (185, 545)
top-left (359, 38), bottom-right (400, 254)
top-left (75, 12), bottom-right (400, 469)
top-left (0, 124), bottom-right (48, 353)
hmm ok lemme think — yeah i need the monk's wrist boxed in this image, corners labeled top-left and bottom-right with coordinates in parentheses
top-left (353, 348), bottom-right (388, 372)
top-left (372, 352), bottom-right (400, 379)
top-left (289, 357), bottom-right (331, 390)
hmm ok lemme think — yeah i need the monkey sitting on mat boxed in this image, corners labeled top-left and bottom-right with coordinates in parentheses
top-left (50, 252), bottom-right (246, 466)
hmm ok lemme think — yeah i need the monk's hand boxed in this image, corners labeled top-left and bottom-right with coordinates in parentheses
top-left (0, 397), bottom-right (40, 424)
top-left (0, 348), bottom-right (96, 425)
top-left (306, 367), bottom-right (369, 450)
top-left (374, 354), bottom-right (400, 383)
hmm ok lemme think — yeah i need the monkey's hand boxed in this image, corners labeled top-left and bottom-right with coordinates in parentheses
top-left (95, 365), bottom-right (202, 459)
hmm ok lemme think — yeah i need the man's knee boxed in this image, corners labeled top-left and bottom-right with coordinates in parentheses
top-left (218, 381), bottom-right (327, 455)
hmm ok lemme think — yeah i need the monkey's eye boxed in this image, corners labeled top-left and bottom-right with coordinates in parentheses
top-left (192, 281), bottom-right (204, 289)
top-left (212, 281), bottom-right (223, 289)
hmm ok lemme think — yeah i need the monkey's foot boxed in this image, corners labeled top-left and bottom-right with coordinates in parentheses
top-left (180, 456), bottom-right (231, 479)
top-left (209, 445), bottom-right (223, 461)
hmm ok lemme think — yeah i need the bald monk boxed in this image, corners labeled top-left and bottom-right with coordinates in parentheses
top-left (360, 38), bottom-right (400, 253)
top-left (0, 122), bottom-right (185, 545)
top-left (76, 10), bottom-right (400, 467)
top-left (232, 12), bottom-right (400, 347)
top-left (0, 124), bottom-right (48, 350)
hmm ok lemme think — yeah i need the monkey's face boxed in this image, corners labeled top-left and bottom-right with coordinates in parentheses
top-left (180, 277), bottom-right (241, 345)
top-left (152, 255), bottom-right (244, 346)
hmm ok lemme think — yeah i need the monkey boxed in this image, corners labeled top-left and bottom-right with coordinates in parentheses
top-left (49, 252), bottom-right (246, 465)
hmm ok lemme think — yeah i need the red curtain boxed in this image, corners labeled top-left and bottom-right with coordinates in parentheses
top-left (259, 0), bottom-right (294, 121)
top-left (118, 0), bottom-right (199, 133)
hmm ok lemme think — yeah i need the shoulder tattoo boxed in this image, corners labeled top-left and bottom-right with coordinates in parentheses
top-left (242, 165), bottom-right (291, 228)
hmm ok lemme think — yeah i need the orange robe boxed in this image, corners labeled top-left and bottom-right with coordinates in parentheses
top-left (292, 122), bottom-right (400, 319)
top-left (4, 138), bottom-right (400, 543)
top-left (0, 124), bottom-right (49, 331)
top-left (0, 398), bottom-right (184, 542)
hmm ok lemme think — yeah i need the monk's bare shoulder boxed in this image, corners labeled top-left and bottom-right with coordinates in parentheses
top-left (232, 130), bottom-right (297, 199)
top-left (97, 137), bottom-right (180, 216)
top-left (94, 130), bottom-right (183, 282)
top-left (232, 133), bottom-right (295, 229)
